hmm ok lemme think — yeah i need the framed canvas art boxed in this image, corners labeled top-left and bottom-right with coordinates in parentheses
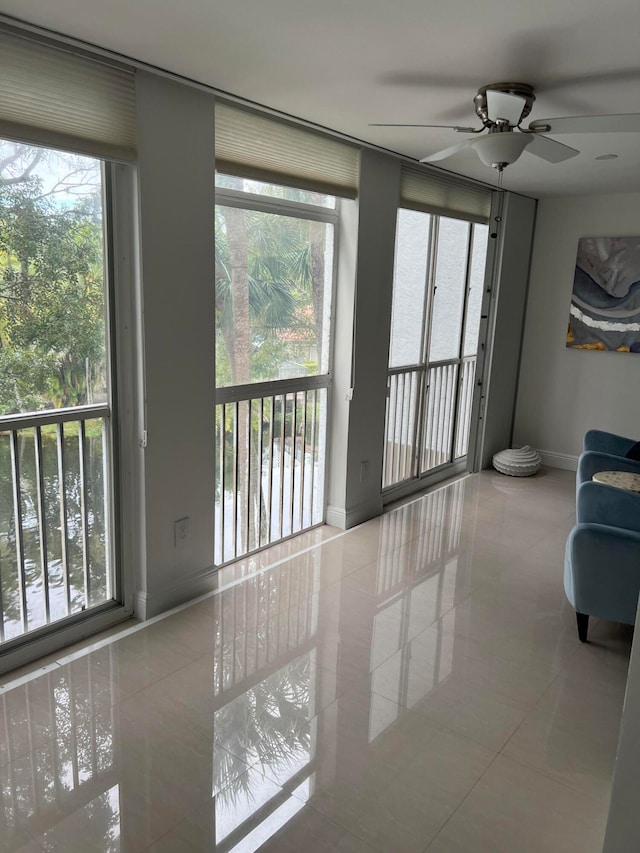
top-left (567, 236), bottom-right (640, 353)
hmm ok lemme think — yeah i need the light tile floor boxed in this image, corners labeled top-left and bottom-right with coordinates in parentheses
top-left (0, 467), bottom-right (631, 852)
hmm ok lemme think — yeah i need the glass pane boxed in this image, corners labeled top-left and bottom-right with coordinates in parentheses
top-left (463, 224), bottom-right (489, 356)
top-left (0, 417), bottom-right (110, 642)
top-left (389, 209), bottom-right (431, 368)
top-left (428, 218), bottom-right (470, 362)
top-left (216, 205), bottom-right (334, 387)
top-left (0, 140), bottom-right (106, 416)
top-left (216, 173), bottom-right (335, 208)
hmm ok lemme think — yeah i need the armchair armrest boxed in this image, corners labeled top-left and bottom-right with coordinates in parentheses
top-left (577, 451), bottom-right (640, 488)
top-left (584, 429), bottom-right (636, 457)
top-left (577, 481), bottom-right (640, 532)
top-left (566, 522), bottom-right (640, 625)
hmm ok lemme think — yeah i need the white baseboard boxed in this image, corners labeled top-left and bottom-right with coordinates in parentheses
top-left (325, 505), bottom-right (347, 529)
top-left (135, 564), bottom-right (220, 620)
top-left (537, 449), bottom-right (579, 472)
top-left (326, 497), bottom-right (383, 530)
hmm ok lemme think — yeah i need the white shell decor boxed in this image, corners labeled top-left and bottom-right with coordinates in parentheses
top-left (492, 445), bottom-right (541, 477)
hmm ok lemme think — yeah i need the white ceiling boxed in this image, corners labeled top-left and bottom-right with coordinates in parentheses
top-left (2, 0), bottom-right (640, 197)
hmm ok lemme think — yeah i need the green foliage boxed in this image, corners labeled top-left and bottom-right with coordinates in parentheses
top-left (215, 204), bottom-right (321, 386)
top-left (0, 142), bottom-right (105, 415)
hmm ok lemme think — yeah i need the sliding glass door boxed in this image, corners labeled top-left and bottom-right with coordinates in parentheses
top-left (214, 176), bottom-right (337, 565)
top-left (383, 210), bottom-right (488, 493)
top-left (0, 140), bottom-right (118, 649)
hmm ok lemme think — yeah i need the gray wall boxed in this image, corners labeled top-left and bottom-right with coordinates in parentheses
top-left (135, 72), bottom-right (216, 617)
top-left (514, 192), bottom-right (640, 466)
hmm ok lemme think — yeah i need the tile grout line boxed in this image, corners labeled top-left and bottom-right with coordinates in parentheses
top-left (421, 750), bottom-right (505, 852)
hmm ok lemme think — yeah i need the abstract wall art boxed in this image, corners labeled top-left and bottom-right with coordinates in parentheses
top-left (567, 236), bottom-right (640, 353)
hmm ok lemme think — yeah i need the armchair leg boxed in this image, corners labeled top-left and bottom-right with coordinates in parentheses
top-left (576, 612), bottom-right (589, 643)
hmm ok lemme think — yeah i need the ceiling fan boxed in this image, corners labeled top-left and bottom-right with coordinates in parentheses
top-left (370, 82), bottom-right (640, 171)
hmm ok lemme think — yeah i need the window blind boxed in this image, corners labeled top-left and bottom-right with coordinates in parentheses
top-left (215, 101), bottom-right (359, 198)
top-left (0, 29), bottom-right (136, 162)
top-left (400, 165), bottom-right (492, 224)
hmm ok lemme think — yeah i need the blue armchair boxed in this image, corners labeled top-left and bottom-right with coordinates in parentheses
top-left (577, 430), bottom-right (640, 491)
top-left (584, 429), bottom-right (638, 457)
top-left (577, 451), bottom-right (640, 490)
top-left (565, 481), bottom-right (640, 641)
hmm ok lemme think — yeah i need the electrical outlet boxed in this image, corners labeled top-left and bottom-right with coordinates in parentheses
top-left (360, 460), bottom-right (369, 482)
top-left (174, 516), bottom-right (190, 549)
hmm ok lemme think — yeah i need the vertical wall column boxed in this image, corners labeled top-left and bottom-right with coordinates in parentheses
top-left (327, 149), bottom-right (400, 528)
top-left (473, 191), bottom-right (537, 469)
top-left (134, 72), bottom-right (216, 617)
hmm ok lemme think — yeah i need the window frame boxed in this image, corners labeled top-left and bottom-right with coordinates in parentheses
top-left (213, 178), bottom-right (342, 565)
top-left (0, 152), bottom-right (134, 673)
top-left (214, 182), bottom-right (340, 404)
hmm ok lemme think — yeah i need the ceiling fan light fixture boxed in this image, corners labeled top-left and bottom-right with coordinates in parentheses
top-left (474, 131), bottom-right (533, 169)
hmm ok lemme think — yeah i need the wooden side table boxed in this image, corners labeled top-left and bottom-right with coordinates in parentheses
top-left (592, 470), bottom-right (640, 493)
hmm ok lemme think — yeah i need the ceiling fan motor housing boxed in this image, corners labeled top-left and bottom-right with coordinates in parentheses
top-left (474, 82), bottom-right (536, 127)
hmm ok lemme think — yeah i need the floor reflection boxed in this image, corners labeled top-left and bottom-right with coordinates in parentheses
top-left (0, 473), bottom-right (623, 851)
top-left (0, 658), bottom-right (118, 850)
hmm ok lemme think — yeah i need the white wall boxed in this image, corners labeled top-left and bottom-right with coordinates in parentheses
top-left (514, 192), bottom-right (640, 466)
top-left (134, 72), bottom-right (216, 617)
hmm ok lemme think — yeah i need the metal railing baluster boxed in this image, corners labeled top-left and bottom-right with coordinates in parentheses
top-left (268, 396), bottom-right (275, 544)
top-left (278, 395), bottom-right (286, 540)
top-left (245, 400), bottom-right (252, 553)
top-left (232, 402), bottom-right (239, 559)
top-left (10, 430), bottom-right (28, 633)
top-left (257, 397), bottom-right (264, 549)
top-left (218, 406), bottom-right (225, 563)
top-left (391, 375), bottom-right (400, 483)
top-left (289, 393), bottom-right (297, 535)
top-left (309, 389), bottom-right (318, 524)
top-left (78, 420), bottom-right (91, 609)
top-left (299, 390), bottom-right (308, 529)
top-left (34, 427), bottom-right (51, 625)
top-left (56, 423), bottom-right (71, 616)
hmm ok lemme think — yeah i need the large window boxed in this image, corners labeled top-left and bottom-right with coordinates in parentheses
top-left (0, 140), bottom-right (115, 644)
top-left (214, 175), bottom-right (336, 564)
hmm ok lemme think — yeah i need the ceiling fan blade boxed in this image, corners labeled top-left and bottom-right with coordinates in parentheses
top-left (525, 133), bottom-right (580, 163)
top-left (369, 123), bottom-right (478, 132)
top-left (529, 114), bottom-right (640, 134)
top-left (420, 139), bottom-right (475, 163)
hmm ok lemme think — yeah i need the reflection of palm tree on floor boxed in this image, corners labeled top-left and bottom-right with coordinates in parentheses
top-left (213, 654), bottom-right (312, 803)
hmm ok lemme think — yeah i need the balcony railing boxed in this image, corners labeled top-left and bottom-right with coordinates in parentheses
top-left (215, 378), bottom-right (328, 566)
top-left (0, 405), bottom-right (111, 644)
top-left (383, 357), bottom-right (476, 490)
